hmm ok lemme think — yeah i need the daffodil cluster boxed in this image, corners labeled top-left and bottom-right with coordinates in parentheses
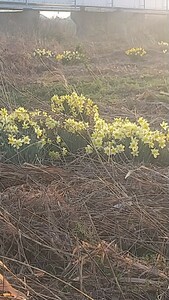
top-left (0, 93), bottom-right (97, 163)
top-left (125, 47), bottom-right (147, 58)
top-left (33, 47), bottom-right (86, 65)
top-left (158, 41), bottom-right (169, 54)
top-left (1, 93), bottom-right (169, 164)
top-left (33, 48), bottom-right (54, 58)
top-left (51, 92), bottom-right (98, 122)
top-left (86, 116), bottom-right (169, 160)
top-left (0, 106), bottom-right (66, 163)
top-left (55, 50), bottom-right (85, 65)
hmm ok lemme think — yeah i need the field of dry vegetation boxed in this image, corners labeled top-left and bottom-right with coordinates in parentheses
top-left (1, 14), bottom-right (169, 300)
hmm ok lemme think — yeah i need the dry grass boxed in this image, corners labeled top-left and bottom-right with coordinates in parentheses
top-left (1, 159), bottom-right (169, 300)
top-left (0, 36), bottom-right (65, 86)
top-left (1, 15), bottom-right (169, 299)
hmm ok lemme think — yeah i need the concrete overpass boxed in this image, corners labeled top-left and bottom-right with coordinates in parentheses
top-left (0, 0), bottom-right (169, 13)
top-left (1, 1), bottom-right (169, 38)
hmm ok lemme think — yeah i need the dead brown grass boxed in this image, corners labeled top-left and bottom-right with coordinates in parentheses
top-left (1, 15), bottom-right (169, 299)
top-left (0, 35), bottom-right (66, 88)
top-left (1, 159), bottom-right (169, 300)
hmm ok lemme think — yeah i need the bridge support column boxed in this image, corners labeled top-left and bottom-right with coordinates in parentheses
top-left (71, 10), bottom-right (111, 39)
top-left (71, 10), bottom-right (145, 40)
top-left (0, 10), bottom-right (40, 36)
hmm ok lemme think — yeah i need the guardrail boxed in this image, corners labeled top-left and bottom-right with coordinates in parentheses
top-left (0, 0), bottom-right (169, 12)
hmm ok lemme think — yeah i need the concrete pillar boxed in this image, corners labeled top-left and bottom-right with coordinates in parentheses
top-left (71, 10), bottom-right (111, 39)
top-left (71, 10), bottom-right (145, 41)
top-left (0, 10), bottom-right (40, 36)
